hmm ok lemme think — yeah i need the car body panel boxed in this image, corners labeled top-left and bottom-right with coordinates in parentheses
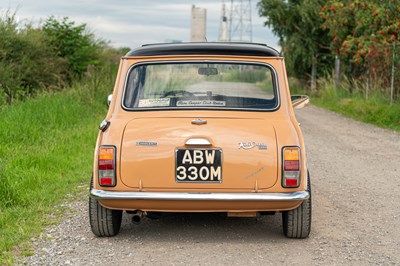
top-left (120, 116), bottom-right (278, 189)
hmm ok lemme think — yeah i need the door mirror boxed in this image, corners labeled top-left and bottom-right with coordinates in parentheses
top-left (291, 95), bottom-right (309, 109)
top-left (107, 94), bottom-right (112, 106)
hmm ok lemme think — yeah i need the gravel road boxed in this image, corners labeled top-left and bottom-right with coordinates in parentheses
top-left (20, 106), bottom-right (400, 265)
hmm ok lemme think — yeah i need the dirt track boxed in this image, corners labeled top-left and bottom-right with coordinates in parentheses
top-left (21, 106), bottom-right (400, 265)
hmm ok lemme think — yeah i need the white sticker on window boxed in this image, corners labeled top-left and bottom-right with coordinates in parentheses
top-left (138, 98), bottom-right (170, 107)
top-left (176, 100), bottom-right (226, 107)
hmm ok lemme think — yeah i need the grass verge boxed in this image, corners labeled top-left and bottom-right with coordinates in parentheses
top-left (289, 78), bottom-right (400, 132)
top-left (311, 83), bottom-right (400, 131)
top-left (0, 84), bottom-right (110, 264)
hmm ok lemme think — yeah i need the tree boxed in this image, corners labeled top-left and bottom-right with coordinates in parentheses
top-left (321, 0), bottom-right (400, 96)
top-left (43, 17), bottom-right (101, 80)
top-left (258, 0), bottom-right (332, 89)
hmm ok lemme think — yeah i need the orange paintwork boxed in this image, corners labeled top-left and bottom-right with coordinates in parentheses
top-left (93, 54), bottom-right (307, 213)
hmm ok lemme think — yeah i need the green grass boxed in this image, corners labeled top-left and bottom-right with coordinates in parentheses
top-left (0, 85), bottom-right (110, 264)
top-left (310, 82), bottom-right (400, 131)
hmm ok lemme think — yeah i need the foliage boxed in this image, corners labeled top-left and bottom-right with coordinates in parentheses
top-left (43, 16), bottom-right (102, 79)
top-left (0, 13), bottom-right (68, 104)
top-left (0, 65), bottom-right (116, 264)
top-left (258, 0), bottom-right (400, 101)
top-left (0, 11), bottom-right (125, 264)
top-left (321, 0), bottom-right (400, 64)
top-left (0, 12), bottom-right (126, 106)
top-left (258, 0), bottom-right (333, 80)
top-left (312, 79), bottom-right (400, 131)
top-left (287, 77), bottom-right (307, 95)
top-left (321, 0), bottom-right (400, 98)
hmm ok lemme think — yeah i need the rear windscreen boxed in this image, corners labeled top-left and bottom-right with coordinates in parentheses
top-left (123, 62), bottom-right (278, 110)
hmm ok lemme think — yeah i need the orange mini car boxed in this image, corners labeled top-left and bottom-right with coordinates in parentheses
top-left (89, 42), bottom-right (311, 238)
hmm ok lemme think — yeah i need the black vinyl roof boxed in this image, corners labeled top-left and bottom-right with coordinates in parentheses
top-left (126, 42), bottom-right (280, 57)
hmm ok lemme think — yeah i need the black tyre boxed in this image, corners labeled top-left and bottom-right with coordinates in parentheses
top-left (282, 172), bottom-right (312, 238)
top-left (89, 179), bottom-right (122, 237)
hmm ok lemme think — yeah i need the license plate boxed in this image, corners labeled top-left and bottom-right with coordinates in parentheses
top-left (176, 149), bottom-right (222, 182)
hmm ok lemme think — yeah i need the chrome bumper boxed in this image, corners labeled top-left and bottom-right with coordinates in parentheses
top-left (90, 189), bottom-right (309, 201)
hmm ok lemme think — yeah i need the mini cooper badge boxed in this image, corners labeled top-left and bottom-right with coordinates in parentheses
top-left (239, 142), bottom-right (267, 150)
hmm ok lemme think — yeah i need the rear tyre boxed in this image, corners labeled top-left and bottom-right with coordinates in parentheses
top-left (89, 179), bottom-right (122, 237)
top-left (282, 172), bottom-right (312, 238)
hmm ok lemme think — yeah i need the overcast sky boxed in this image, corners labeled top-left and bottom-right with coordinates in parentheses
top-left (1, 0), bottom-right (279, 50)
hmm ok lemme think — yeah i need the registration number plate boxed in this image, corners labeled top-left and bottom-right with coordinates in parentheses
top-left (176, 149), bottom-right (222, 182)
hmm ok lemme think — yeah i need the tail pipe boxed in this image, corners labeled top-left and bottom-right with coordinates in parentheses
top-left (132, 210), bottom-right (146, 225)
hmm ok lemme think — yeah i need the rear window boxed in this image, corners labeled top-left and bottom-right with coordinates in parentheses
top-left (123, 62), bottom-right (278, 111)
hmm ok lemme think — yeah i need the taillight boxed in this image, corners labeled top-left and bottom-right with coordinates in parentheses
top-left (282, 147), bottom-right (301, 188)
top-left (98, 146), bottom-right (116, 186)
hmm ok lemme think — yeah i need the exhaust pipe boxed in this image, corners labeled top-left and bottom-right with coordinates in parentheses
top-left (132, 210), bottom-right (146, 225)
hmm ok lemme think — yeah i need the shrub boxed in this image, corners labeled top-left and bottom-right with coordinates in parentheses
top-left (43, 17), bottom-right (102, 80)
top-left (0, 12), bottom-right (68, 104)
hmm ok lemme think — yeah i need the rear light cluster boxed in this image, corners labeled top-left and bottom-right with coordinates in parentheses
top-left (282, 147), bottom-right (301, 188)
top-left (98, 146), bottom-right (116, 186)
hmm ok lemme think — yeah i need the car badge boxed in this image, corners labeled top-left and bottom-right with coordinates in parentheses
top-left (136, 141), bottom-right (158, 147)
top-left (239, 142), bottom-right (267, 150)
